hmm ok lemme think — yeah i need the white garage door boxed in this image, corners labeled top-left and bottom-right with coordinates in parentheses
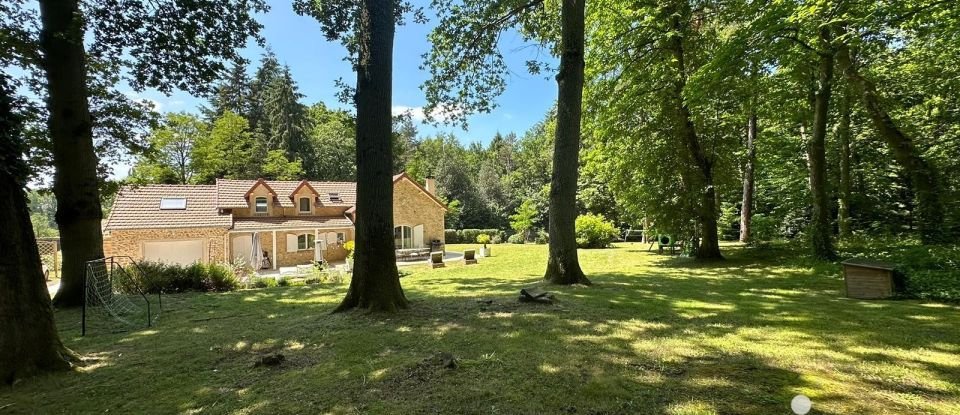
top-left (143, 240), bottom-right (204, 265)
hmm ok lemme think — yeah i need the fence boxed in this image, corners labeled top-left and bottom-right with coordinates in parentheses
top-left (37, 238), bottom-right (60, 281)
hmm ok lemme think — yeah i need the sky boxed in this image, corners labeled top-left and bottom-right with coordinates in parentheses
top-left (131, 0), bottom-right (559, 145)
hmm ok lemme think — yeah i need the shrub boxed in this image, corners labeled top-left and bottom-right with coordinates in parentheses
top-left (534, 230), bottom-right (549, 244)
top-left (749, 214), bottom-right (779, 246)
top-left (130, 261), bottom-right (240, 293)
top-left (204, 263), bottom-right (240, 292)
top-left (476, 234), bottom-right (491, 245)
top-left (445, 229), bottom-right (461, 244)
top-left (277, 277), bottom-right (291, 287)
top-left (491, 234), bottom-right (503, 244)
top-left (343, 240), bottom-right (355, 260)
top-left (508, 233), bottom-right (525, 244)
top-left (575, 214), bottom-right (619, 249)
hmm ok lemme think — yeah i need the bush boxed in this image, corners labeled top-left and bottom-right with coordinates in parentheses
top-left (575, 214), bottom-right (619, 249)
top-left (252, 277), bottom-right (279, 288)
top-left (343, 240), bottom-right (355, 260)
top-left (445, 229), bottom-right (461, 244)
top-left (491, 234), bottom-right (503, 244)
top-left (476, 233), bottom-right (491, 245)
top-left (508, 233), bottom-right (526, 244)
top-left (749, 214), bottom-right (779, 246)
top-left (130, 261), bottom-right (239, 294)
top-left (534, 230), bottom-right (549, 244)
top-left (446, 228), bottom-right (506, 244)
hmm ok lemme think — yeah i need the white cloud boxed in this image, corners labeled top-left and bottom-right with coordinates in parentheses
top-left (392, 104), bottom-right (464, 123)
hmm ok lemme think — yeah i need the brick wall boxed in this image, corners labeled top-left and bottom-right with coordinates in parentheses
top-left (235, 228), bottom-right (353, 268)
top-left (393, 178), bottom-right (446, 246)
top-left (107, 227), bottom-right (229, 263)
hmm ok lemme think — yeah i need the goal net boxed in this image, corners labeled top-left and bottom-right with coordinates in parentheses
top-left (83, 257), bottom-right (161, 335)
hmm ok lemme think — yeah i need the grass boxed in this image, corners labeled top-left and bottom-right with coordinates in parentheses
top-left (3, 242), bottom-right (960, 414)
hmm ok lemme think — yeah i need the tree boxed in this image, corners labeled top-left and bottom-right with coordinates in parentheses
top-left (19, 0), bottom-right (267, 307)
top-left (0, 73), bottom-right (77, 384)
top-left (192, 111), bottom-right (263, 183)
top-left (836, 82), bottom-right (853, 239)
top-left (740, 112), bottom-right (757, 243)
top-left (543, 0), bottom-right (590, 283)
top-left (308, 102), bottom-right (357, 180)
top-left (262, 149), bottom-right (305, 180)
top-left (265, 65), bottom-right (315, 176)
top-left (804, 26), bottom-right (838, 261)
top-left (295, 0), bottom-right (422, 312)
top-left (205, 61), bottom-right (252, 120)
top-left (129, 113), bottom-right (206, 184)
top-left (39, 0), bottom-right (106, 307)
top-left (510, 199), bottom-right (537, 241)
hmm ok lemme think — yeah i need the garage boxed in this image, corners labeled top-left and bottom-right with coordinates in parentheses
top-left (142, 240), bottom-right (205, 265)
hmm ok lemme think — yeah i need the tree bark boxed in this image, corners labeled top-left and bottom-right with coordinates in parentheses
top-left (836, 41), bottom-right (945, 244)
top-left (334, 0), bottom-right (408, 312)
top-left (837, 82), bottom-right (853, 239)
top-left (805, 28), bottom-right (837, 261)
top-left (0, 76), bottom-right (76, 385)
top-left (740, 112), bottom-right (757, 243)
top-left (666, 11), bottom-right (722, 260)
top-left (40, 0), bottom-right (106, 307)
top-left (544, 0), bottom-right (590, 285)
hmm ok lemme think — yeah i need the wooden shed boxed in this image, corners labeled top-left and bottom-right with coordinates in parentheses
top-left (842, 259), bottom-right (898, 299)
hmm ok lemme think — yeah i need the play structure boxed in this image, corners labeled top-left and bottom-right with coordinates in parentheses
top-left (648, 234), bottom-right (683, 255)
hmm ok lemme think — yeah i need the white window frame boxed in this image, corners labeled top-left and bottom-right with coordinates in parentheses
top-left (297, 233), bottom-right (315, 251)
top-left (394, 225), bottom-right (413, 249)
top-left (254, 197), bottom-right (269, 214)
top-left (298, 197), bottom-right (311, 214)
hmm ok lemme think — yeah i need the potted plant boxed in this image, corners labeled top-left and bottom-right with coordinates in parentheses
top-left (476, 234), bottom-right (491, 257)
top-left (343, 240), bottom-right (355, 271)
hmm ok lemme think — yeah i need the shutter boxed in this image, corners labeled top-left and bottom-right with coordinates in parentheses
top-left (286, 234), bottom-right (298, 252)
top-left (413, 225), bottom-right (424, 248)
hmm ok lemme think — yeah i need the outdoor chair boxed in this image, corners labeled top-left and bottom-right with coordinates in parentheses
top-left (464, 249), bottom-right (477, 265)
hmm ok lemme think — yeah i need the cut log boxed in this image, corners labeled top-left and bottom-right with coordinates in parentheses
top-left (519, 287), bottom-right (554, 304)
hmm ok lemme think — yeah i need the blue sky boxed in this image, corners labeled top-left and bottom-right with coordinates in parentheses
top-left (132, 0), bottom-right (558, 145)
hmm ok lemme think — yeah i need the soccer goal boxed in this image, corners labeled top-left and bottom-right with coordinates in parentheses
top-left (83, 256), bottom-right (162, 336)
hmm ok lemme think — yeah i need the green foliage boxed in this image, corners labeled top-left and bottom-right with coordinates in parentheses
top-left (252, 277), bottom-right (279, 289)
top-left (509, 199), bottom-right (537, 239)
top-left (534, 230), bottom-right (549, 245)
top-left (507, 233), bottom-right (526, 244)
top-left (129, 262), bottom-right (239, 294)
top-left (261, 149), bottom-right (304, 180)
top-left (575, 214), bottom-right (618, 249)
top-left (476, 233), bottom-right (491, 245)
top-left (191, 111), bottom-right (262, 183)
top-left (343, 240), bottom-right (355, 260)
top-left (749, 214), bottom-right (779, 246)
top-left (840, 238), bottom-right (960, 302)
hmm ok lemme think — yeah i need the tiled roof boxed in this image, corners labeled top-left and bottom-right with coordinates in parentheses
top-left (104, 185), bottom-right (232, 230)
top-left (232, 216), bottom-right (355, 231)
top-left (216, 179), bottom-right (356, 208)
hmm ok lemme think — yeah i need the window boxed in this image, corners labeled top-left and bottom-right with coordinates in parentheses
top-left (394, 226), bottom-right (413, 249)
top-left (328, 193), bottom-right (342, 204)
top-left (298, 197), bottom-right (311, 213)
top-left (336, 232), bottom-right (345, 244)
top-left (297, 233), bottom-right (315, 250)
top-left (159, 198), bottom-right (187, 210)
top-left (255, 197), bottom-right (268, 214)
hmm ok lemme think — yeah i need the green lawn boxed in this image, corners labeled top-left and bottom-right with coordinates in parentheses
top-left (3, 243), bottom-right (959, 414)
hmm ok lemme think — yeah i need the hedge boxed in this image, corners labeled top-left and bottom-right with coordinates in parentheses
top-left (445, 229), bottom-right (506, 244)
top-left (128, 261), bottom-right (240, 294)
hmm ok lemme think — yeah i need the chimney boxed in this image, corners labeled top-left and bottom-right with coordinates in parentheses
top-left (424, 176), bottom-right (436, 195)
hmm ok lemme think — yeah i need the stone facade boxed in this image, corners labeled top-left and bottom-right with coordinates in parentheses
top-left (393, 178), bottom-right (446, 247)
top-left (229, 228), bottom-right (354, 268)
top-left (105, 227), bottom-right (229, 263)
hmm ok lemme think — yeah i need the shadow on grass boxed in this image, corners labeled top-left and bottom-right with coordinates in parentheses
top-left (4, 245), bottom-right (959, 414)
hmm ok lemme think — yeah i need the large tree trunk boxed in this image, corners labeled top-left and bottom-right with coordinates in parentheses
top-left (805, 29), bottom-right (837, 261)
top-left (740, 112), bottom-right (757, 243)
top-left (836, 42), bottom-right (945, 244)
top-left (0, 76), bottom-right (76, 385)
top-left (334, 0), bottom-right (407, 312)
top-left (40, 0), bottom-right (105, 307)
top-left (666, 12), bottom-right (722, 260)
top-left (837, 82), bottom-right (853, 239)
top-left (544, 0), bottom-right (590, 285)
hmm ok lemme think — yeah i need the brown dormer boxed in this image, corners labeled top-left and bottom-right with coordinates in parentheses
top-left (290, 180), bottom-right (320, 215)
top-left (245, 178), bottom-right (277, 216)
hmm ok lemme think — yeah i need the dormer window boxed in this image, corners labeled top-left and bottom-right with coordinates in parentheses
top-left (299, 197), bottom-right (311, 214)
top-left (255, 197), bottom-right (268, 214)
top-left (328, 193), bottom-right (342, 204)
top-left (159, 198), bottom-right (187, 210)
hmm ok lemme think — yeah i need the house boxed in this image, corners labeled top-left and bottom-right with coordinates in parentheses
top-left (102, 173), bottom-right (446, 269)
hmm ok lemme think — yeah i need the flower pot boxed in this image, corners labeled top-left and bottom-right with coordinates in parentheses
top-left (480, 246), bottom-right (490, 257)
